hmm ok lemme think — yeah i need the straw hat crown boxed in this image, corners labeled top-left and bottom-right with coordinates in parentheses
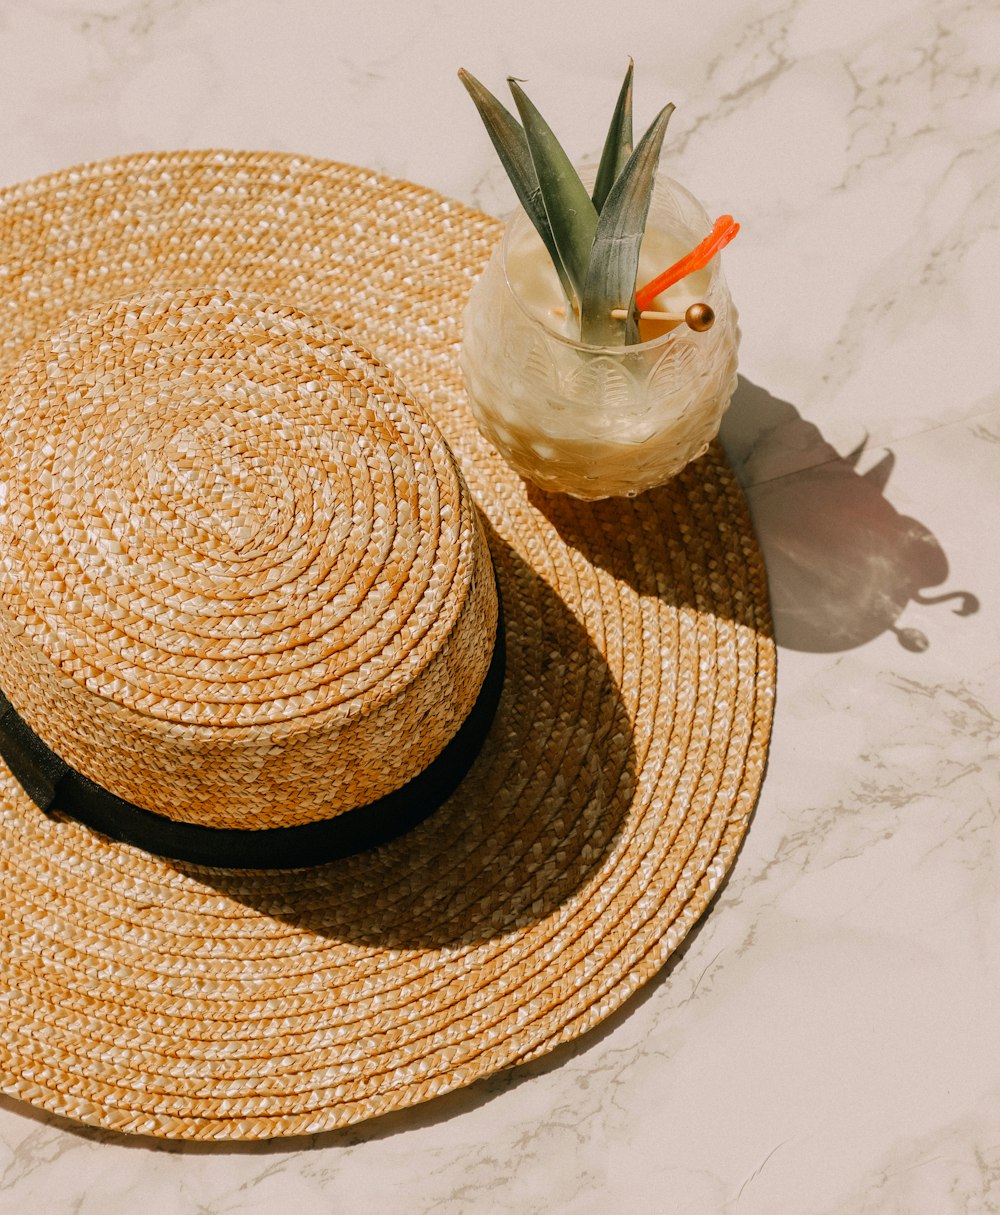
top-left (0, 288), bottom-right (498, 830)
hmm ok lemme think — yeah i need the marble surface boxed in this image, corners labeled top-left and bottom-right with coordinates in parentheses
top-left (1, 0), bottom-right (998, 1210)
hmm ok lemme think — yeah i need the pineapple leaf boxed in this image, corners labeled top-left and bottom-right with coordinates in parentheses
top-left (457, 69), bottom-right (575, 301)
top-left (507, 77), bottom-right (598, 308)
top-left (592, 58), bottom-right (634, 213)
top-left (580, 102), bottom-right (675, 346)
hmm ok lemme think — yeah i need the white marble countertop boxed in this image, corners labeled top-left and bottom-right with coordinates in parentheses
top-left (1, 1), bottom-right (998, 1210)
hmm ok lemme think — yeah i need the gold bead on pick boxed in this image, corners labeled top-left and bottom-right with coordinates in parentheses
top-left (684, 303), bottom-right (715, 332)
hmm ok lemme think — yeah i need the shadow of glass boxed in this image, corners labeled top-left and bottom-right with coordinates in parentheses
top-left (171, 526), bottom-right (637, 951)
top-left (524, 457), bottom-right (767, 635)
top-left (718, 376), bottom-right (978, 652)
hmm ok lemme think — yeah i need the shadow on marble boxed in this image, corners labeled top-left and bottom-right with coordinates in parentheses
top-left (720, 377), bottom-right (979, 652)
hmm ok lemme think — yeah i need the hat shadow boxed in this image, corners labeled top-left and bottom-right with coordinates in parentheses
top-left (174, 529), bottom-right (638, 951)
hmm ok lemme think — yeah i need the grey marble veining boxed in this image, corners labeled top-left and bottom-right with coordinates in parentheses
top-left (1, 0), bottom-right (999, 1210)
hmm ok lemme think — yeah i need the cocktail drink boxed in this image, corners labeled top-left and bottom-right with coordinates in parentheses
top-left (461, 174), bottom-right (739, 499)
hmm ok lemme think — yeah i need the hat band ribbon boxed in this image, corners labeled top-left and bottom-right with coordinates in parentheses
top-left (0, 611), bottom-right (505, 870)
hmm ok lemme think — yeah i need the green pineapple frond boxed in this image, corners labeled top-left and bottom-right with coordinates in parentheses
top-left (459, 60), bottom-right (675, 345)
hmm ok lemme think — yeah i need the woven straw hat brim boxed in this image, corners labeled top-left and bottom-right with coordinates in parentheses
top-left (0, 151), bottom-right (775, 1140)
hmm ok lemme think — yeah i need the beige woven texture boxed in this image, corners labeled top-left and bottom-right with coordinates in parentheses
top-left (0, 289), bottom-right (497, 826)
top-left (0, 151), bottom-right (775, 1140)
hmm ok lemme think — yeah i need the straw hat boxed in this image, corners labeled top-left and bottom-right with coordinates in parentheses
top-left (0, 150), bottom-right (775, 1140)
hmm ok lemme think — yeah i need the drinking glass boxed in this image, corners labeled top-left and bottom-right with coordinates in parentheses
top-left (461, 174), bottom-right (740, 499)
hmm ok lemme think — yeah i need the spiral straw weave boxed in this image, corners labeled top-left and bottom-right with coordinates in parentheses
top-left (0, 151), bottom-right (775, 1139)
top-left (0, 288), bottom-right (496, 827)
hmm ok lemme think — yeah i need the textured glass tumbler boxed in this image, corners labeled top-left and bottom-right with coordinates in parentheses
top-left (461, 175), bottom-right (740, 499)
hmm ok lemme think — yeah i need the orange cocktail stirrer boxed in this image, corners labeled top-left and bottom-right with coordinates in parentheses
top-left (635, 215), bottom-right (740, 313)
